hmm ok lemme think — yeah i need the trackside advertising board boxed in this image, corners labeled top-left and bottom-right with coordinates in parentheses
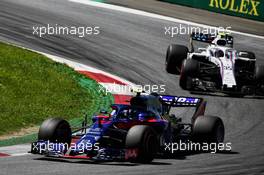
top-left (162, 0), bottom-right (264, 22)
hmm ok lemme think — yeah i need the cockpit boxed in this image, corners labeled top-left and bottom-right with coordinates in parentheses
top-left (112, 106), bottom-right (159, 121)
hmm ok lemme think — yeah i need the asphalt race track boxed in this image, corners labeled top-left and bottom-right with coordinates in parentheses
top-left (0, 0), bottom-right (264, 174)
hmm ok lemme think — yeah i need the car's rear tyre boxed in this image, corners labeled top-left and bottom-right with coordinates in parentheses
top-left (179, 59), bottom-right (199, 90)
top-left (38, 118), bottom-right (72, 145)
top-left (165, 44), bottom-right (188, 74)
top-left (192, 116), bottom-right (225, 144)
top-left (239, 51), bottom-right (256, 60)
top-left (126, 125), bottom-right (158, 163)
top-left (236, 51), bottom-right (256, 74)
top-left (256, 65), bottom-right (264, 82)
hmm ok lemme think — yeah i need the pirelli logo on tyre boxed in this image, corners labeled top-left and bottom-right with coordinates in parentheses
top-left (209, 0), bottom-right (261, 17)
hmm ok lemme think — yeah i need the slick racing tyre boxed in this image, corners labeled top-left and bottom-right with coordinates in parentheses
top-left (126, 125), bottom-right (158, 163)
top-left (192, 116), bottom-right (225, 144)
top-left (239, 51), bottom-right (256, 60)
top-left (256, 65), bottom-right (264, 83)
top-left (179, 59), bottom-right (199, 90)
top-left (255, 65), bottom-right (264, 95)
top-left (237, 51), bottom-right (256, 73)
top-left (38, 118), bottom-right (72, 145)
top-left (165, 44), bottom-right (188, 74)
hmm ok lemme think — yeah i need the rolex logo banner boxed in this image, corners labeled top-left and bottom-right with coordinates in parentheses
top-left (161, 0), bottom-right (263, 21)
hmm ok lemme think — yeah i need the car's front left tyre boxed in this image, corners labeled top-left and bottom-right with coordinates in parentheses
top-left (38, 118), bottom-right (72, 145)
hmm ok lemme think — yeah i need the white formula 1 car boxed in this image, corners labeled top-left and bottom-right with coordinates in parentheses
top-left (165, 32), bottom-right (264, 96)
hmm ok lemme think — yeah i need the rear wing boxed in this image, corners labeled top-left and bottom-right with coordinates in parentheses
top-left (159, 95), bottom-right (202, 107)
top-left (191, 32), bottom-right (233, 45)
top-left (191, 33), bottom-right (215, 43)
top-left (160, 95), bottom-right (207, 122)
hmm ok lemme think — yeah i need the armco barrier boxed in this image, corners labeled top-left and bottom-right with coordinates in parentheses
top-left (161, 0), bottom-right (264, 22)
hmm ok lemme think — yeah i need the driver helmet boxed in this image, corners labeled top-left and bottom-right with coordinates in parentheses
top-left (215, 49), bottom-right (224, 58)
top-left (119, 109), bottom-right (128, 118)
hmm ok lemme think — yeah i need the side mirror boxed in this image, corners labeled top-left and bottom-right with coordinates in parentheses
top-left (100, 110), bottom-right (108, 114)
top-left (198, 48), bottom-right (206, 52)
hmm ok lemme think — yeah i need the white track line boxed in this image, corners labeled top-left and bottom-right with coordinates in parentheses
top-left (0, 144), bottom-right (30, 157)
top-left (69, 0), bottom-right (264, 40)
top-left (5, 42), bottom-right (135, 87)
top-left (42, 53), bottom-right (136, 86)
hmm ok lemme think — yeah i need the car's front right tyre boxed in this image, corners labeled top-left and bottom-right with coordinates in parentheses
top-left (165, 44), bottom-right (188, 74)
top-left (126, 125), bottom-right (158, 163)
top-left (192, 116), bottom-right (225, 144)
top-left (179, 59), bottom-right (199, 90)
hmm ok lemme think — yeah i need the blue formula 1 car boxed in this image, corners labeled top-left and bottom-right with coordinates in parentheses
top-left (31, 93), bottom-right (225, 163)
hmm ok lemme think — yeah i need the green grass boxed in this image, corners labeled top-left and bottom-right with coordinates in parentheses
top-left (0, 42), bottom-right (113, 138)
